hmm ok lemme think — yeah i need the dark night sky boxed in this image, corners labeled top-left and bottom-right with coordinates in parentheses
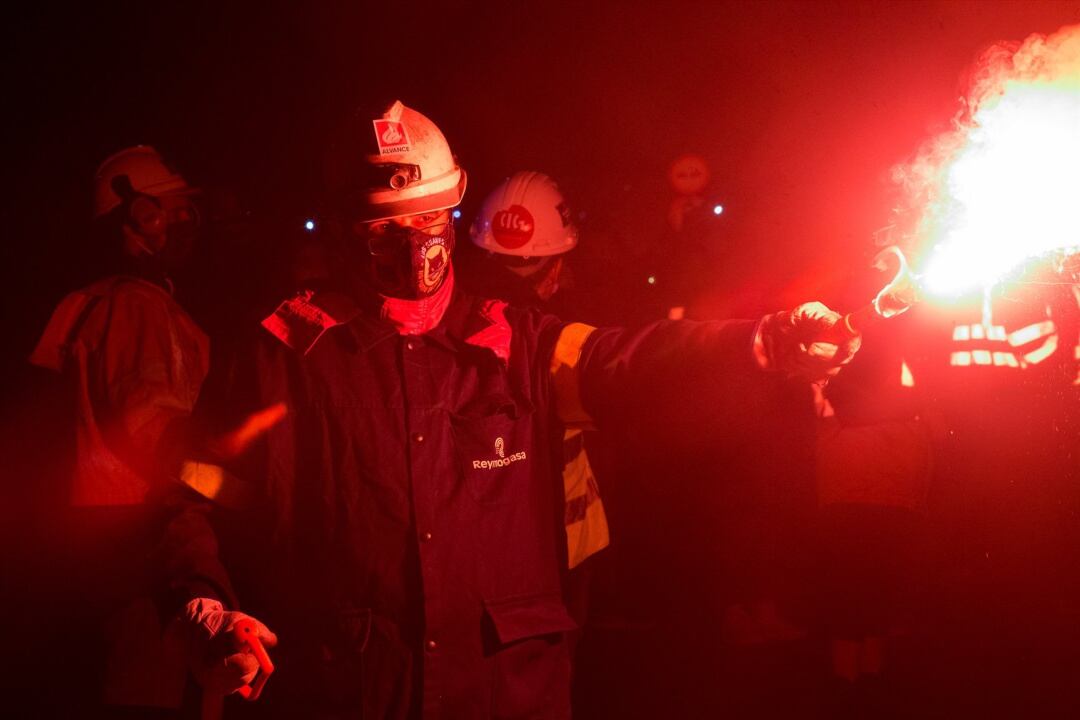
top-left (4, 0), bottom-right (1080, 387)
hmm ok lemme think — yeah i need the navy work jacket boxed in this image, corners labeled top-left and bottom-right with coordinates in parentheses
top-left (163, 287), bottom-right (769, 719)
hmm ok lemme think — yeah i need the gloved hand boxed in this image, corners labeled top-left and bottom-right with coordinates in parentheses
top-left (183, 598), bottom-right (278, 695)
top-left (755, 301), bottom-right (861, 382)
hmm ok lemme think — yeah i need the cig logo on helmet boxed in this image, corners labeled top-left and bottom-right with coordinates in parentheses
top-left (492, 205), bottom-right (535, 249)
top-left (471, 171), bottom-right (578, 258)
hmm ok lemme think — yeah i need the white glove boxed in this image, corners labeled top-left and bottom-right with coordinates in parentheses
top-left (755, 301), bottom-right (861, 382)
top-left (183, 598), bottom-right (278, 695)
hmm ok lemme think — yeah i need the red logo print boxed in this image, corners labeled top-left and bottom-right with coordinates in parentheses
top-left (491, 205), bottom-right (534, 249)
top-left (373, 120), bottom-right (411, 155)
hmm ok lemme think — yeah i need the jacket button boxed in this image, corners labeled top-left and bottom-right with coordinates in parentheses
top-left (406, 341), bottom-right (416, 351)
top-left (413, 433), bottom-right (425, 443)
top-left (421, 531), bottom-right (432, 542)
top-left (426, 639), bottom-right (437, 651)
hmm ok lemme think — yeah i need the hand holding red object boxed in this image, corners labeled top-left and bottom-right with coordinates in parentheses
top-left (184, 598), bottom-right (277, 697)
top-left (231, 617), bottom-right (275, 699)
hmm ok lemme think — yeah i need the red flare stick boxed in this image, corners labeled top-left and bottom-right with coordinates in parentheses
top-left (200, 618), bottom-right (275, 720)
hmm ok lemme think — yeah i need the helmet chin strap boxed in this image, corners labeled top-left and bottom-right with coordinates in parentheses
top-left (133, 237), bottom-right (155, 257)
top-left (121, 224), bottom-right (160, 258)
top-left (119, 225), bottom-right (179, 294)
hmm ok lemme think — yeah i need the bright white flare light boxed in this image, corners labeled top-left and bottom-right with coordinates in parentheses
top-left (903, 24), bottom-right (1080, 296)
top-left (712, 204), bottom-right (724, 215)
top-left (922, 86), bottom-right (1080, 294)
top-left (304, 219), bottom-right (316, 231)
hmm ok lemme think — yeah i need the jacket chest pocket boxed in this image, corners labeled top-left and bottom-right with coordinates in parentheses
top-left (451, 395), bottom-right (535, 506)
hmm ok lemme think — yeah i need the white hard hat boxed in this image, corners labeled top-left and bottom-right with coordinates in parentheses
top-left (324, 100), bottom-right (467, 223)
top-left (470, 171), bottom-right (578, 257)
top-left (93, 145), bottom-right (194, 218)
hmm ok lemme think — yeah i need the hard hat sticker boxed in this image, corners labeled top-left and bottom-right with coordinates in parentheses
top-left (492, 205), bottom-right (535, 249)
top-left (373, 120), bottom-right (411, 156)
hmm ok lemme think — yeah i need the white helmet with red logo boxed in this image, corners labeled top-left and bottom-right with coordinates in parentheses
top-left (324, 100), bottom-right (467, 223)
top-left (470, 171), bottom-right (578, 257)
top-left (93, 145), bottom-right (194, 218)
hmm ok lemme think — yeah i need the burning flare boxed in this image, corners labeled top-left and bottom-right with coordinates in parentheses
top-left (893, 23), bottom-right (1080, 295)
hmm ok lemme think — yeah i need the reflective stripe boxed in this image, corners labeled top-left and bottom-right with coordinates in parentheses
top-left (565, 501), bottom-right (610, 570)
top-left (550, 323), bottom-right (597, 429)
top-left (562, 429), bottom-right (591, 518)
top-left (993, 352), bottom-right (1019, 368)
top-left (1008, 320), bottom-right (1055, 348)
top-left (562, 428), bottom-right (585, 462)
top-left (564, 472), bottom-right (601, 526)
top-left (179, 460), bottom-right (252, 510)
top-left (1023, 335), bottom-right (1059, 366)
top-left (562, 428), bottom-right (609, 569)
top-left (950, 351), bottom-right (972, 367)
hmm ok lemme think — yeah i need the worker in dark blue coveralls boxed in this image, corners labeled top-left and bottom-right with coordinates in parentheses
top-left (160, 100), bottom-right (861, 719)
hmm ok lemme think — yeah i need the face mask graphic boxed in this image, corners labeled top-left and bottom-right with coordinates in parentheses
top-left (365, 221), bottom-right (455, 299)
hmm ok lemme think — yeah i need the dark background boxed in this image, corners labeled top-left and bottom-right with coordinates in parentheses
top-left (2, 2), bottom-right (1080, 717)
top-left (5, 0), bottom-right (1080, 374)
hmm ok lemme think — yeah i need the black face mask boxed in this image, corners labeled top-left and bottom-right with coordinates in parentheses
top-left (363, 221), bottom-right (455, 299)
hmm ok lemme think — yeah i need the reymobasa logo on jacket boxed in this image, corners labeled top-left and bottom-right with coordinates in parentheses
top-left (472, 436), bottom-right (527, 469)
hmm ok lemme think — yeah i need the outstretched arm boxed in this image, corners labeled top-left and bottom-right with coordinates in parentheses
top-left (549, 304), bottom-right (859, 445)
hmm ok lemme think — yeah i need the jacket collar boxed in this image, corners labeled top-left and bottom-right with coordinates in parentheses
top-left (347, 286), bottom-right (511, 362)
top-left (378, 265), bottom-right (455, 337)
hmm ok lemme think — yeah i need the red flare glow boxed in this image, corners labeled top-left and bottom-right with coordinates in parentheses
top-left (894, 23), bottom-right (1080, 296)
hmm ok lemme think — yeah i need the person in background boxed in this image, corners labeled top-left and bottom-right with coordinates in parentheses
top-left (465, 170), bottom-right (610, 652)
top-left (814, 328), bottom-right (935, 716)
top-left (28, 145), bottom-right (208, 715)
